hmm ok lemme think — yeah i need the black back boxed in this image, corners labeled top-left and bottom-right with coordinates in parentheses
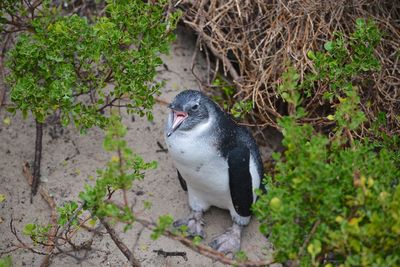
top-left (228, 146), bottom-right (253, 217)
top-left (212, 106), bottom-right (263, 217)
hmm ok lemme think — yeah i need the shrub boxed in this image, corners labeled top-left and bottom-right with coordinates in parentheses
top-left (4, 0), bottom-right (179, 128)
top-left (254, 116), bottom-right (400, 266)
top-left (253, 19), bottom-right (400, 266)
top-left (1, 0), bottom-right (179, 195)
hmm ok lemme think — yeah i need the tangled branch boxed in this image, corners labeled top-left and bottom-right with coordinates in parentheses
top-left (178, 0), bottom-right (400, 135)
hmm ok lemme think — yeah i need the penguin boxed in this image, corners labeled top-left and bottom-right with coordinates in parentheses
top-left (164, 90), bottom-right (263, 255)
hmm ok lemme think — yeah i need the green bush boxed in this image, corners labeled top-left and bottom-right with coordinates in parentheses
top-left (4, 0), bottom-right (179, 129)
top-left (254, 117), bottom-right (400, 266)
top-left (254, 19), bottom-right (400, 266)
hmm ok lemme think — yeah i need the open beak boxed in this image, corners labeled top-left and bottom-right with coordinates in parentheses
top-left (167, 110), bottom-right (188, 137)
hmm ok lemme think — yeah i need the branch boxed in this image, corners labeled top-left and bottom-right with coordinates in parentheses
top-left (100, 218), bottom-right (141, 267)
top-left (153, 249), bottom-right (187, 261)
top-left (134, 216), bottom-right (274, 267)
top-left (9, 218), bottom-right (50, 256)
top-left (107, 200), bottom-right (274, 266)
top-left (31, 120), bottom-right (43, 199)
top-left (97, 97), bottom-right (120, 112)
top-left (183, 20), bottom-right (242, 86)
top-left (22, 162), bottom-right (59, 267)
top-left (292, 220), bottom-right (321, 267)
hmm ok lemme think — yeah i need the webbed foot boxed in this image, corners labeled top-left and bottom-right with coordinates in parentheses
top-left (209, 223), bottom-right (242, 256)
top-left (173, 210), bottom-right (205, 238)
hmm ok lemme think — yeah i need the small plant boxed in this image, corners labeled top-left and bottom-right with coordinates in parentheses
top-left (212, 77), bottom-right (253, 119)
top-left (254, 19), bottom-right (400, 266)
top-left (1, 0), bottom-right (179, 196)
top-left (23, 223), bottom-right (52, 245)
top-left (21, 116), bottom-right (157, 264)
top-left (304, 18), bottom-right (381, 100)
top-left (78, 117), bottom-right (157, 228)
top-left (277, 64), bottom-right (301, 115)
top-left (254, 115), bottom-right (400, 266)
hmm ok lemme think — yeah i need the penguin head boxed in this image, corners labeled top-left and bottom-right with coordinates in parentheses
top-left (166, 90), bottom-right (211, 137)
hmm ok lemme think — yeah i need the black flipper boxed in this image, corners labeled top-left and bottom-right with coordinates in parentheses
top-left (228, 146), bottom-right (253, 217)
top-left (177, 170), bottom-right (188, 191)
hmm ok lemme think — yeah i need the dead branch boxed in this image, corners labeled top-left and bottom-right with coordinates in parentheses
top-left (22, 162), bottom-right (59, 267)
top-left (153, 249), bottom-right (188, 261)
top-left (177, 0), bottom-right (400, 136)
top-left (134, 216), bottom-right (274, 267)
top-left (106, 199), bottom-right (274, 266)
top-left (100, 218), bottom-right (141, 267)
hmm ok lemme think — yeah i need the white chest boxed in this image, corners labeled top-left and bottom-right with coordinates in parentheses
top-left (165, 122), bottom-right (231, 208)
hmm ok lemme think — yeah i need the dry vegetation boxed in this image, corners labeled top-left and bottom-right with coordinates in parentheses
top-left (178, 0), bottom-right (399, 135)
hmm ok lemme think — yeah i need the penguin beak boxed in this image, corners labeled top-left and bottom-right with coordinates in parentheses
top-left (167, 110), bottom-right (188, 137)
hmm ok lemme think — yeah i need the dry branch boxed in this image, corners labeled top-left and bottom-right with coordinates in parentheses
top-left (135, 216), bottom-right (274, 267)
top-left (100, 218), bottom-right (141, 267)
top-left (22, 162), bottom-right (59, 267)
top-left (178, 0), bottom-right (400, 135)
top-left (153, 249), bottom-right (188, 261)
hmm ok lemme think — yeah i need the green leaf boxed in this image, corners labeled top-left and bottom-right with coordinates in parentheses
top-left (23, 223), bottom-right (36, 235)
top-left (307, 50), bottom-right (316, 60)
top-left (324, 41), bottom-right (333, 51)
top-left (356, 18), bottom-right (365, 27)
top-left (0, 255), bottom-right (13, 267)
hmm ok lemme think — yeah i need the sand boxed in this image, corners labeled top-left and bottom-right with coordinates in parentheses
top-left (0, 25), bottom-right (275, 267)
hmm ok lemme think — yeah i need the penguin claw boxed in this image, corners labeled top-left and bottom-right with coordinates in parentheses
top-left (173, 215), bottom-right (205, 238)
top-left (209, 226), bottom-right (242, 256)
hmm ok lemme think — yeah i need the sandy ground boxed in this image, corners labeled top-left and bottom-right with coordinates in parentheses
top-left (0, 26), bottom-right (276, 266)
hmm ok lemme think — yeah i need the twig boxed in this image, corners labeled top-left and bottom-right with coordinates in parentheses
top-left (0, 56), bottom-right (6, 111)
top-left (156, 141), bottom-right (168, 153)
top-left (134, 216), bottom-right (274, 267)
top-left (100, 218), bottom-right (141, 267)
top-left (9, 218), bottom-right (50, 256)
top-left (153, 249), bottom-right (188, 261)
top-left (31, 120), bottom-right (43, 200)
top-left (154, 97), bottom-right (170, 106)
top-left (22, 161), bottom-right (59, 267)
top-left (184, 20), bottom-right (242, 85)
top-left (106, 200), bottom-right (274, 266)
top-left (97, 97), bottom-right (120, 112)
top-left (292, 220), bottom-right (321, 267)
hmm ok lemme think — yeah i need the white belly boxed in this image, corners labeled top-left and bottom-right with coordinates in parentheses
top-left (165, 120), bottom-right (233, 211)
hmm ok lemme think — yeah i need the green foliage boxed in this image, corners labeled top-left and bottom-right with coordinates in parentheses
top-left (79, 116), bottom-right (157, 222)
top-left (235, 250), bottom-right (249, 262)
top-left (254, 116), bottom-right (400, 266)
top-left (57, 201), bottom-right (80, 226)
top-left (4, 0), bottom-right (179, 129)
top-left (304, 18), bottom-right (381, 100)
top-left (0, 256), bottom-right (12, 267)
top-left (332, 87), bottom-right (366, 133)
top-left (192, 235), bottom-right (203, 246)
top-left (277, 64), bottom-right (301, 112)
top-left (212, 77), bottom-right (253, 119)
top-left (254, 19), bottom-right (400, 266)
top-left (23, 223), bottom-right (51, 245)
top-left (150, 215), bottom-right (174, 240)
top-left (230, 100), bottom-right (253, 119)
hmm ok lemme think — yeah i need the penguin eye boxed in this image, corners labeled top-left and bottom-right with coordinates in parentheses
top-left (191, 104), bottom-right (199, 111)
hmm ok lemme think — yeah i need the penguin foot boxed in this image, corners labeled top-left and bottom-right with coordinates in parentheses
top-left (209, 223), bottom-right (242, 256)
top-left (173, 211), bottom-right (205, 238)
